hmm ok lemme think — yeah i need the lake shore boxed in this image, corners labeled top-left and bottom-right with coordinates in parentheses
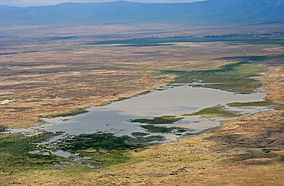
top-left (2, 62), bottom-right (283, 186)
top-left (1, 34), bottom-right (284, 185)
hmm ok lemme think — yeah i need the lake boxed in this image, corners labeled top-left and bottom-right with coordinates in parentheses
top-left (43, 84), bottom-right (268, 142)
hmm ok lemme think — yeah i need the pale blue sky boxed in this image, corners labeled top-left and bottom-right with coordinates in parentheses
top-left (0, 0), bottom-right (205, 7)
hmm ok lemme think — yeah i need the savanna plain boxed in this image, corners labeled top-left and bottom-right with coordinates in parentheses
top-left (0, 25), bottom-right (284, 185)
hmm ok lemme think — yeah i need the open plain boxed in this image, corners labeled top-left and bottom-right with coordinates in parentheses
top-left (0, 25), bottom-right (284, 185)
top-left (0, 25), bottom-right (283, 129)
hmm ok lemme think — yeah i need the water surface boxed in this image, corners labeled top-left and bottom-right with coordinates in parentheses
top-left (43, 85), bottom-right (267, 141)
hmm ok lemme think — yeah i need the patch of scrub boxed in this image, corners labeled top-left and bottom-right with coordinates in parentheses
top-left (57, 133), bottom-right (142, 152)
top-left (132, 132), bottom-right (150, 137)
top-left (183, 105), bottom-right (241, 118)
top-left (130, 115), bottom-right (184, 124)
top-left (141, 125), bottom-right (188, 134)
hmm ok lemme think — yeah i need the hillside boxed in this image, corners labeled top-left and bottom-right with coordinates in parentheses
top-left (0, 0), bottom-right (284, 26)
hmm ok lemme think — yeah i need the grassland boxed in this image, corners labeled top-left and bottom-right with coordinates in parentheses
top-left (227, 101), bottom-right (272, 107)
top-left (183, 105), bottom-right (242, 118)
top-left (77, 149), bottom-right (134, 168)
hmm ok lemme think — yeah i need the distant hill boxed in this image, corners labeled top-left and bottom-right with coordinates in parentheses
top-left (0, 0), bottom-right (284, 26)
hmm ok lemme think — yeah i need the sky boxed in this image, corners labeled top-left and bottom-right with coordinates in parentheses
top-left (0, 0), bottom-right (205, 7)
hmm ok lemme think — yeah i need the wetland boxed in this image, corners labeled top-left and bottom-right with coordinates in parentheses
top-left (0, 28), bottom-right (283, 185)
top-left (0, 82), bottom-right (270, 173)
top-left (42, 85), bottom-right (267, 140)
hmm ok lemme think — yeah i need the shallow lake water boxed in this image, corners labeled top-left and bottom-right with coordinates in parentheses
top-left (42, 84), bottom-right (268, 142)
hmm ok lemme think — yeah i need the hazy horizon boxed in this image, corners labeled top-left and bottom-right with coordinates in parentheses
top-left (1, 0), bottom-right (283, 27)
top-left (0, 0), bottom-right (206, 7)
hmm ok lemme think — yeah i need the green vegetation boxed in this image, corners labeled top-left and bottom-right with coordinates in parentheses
top-left (78, 150), bottom-right (134, 167)
top-left (58, 133), bottom-right (142, 152)
top-left (183, 105), bottom-right (241, 118)
top-left (57, 132), bottom-right (165, 151)
top-left (141, 125), bottom-right (188, 134)
top-left (163, 53), bottom-right (283, 94)
top-left (132, 132), bottom-right (150, 137)
top-left (163, 58), bottom-right (266, 94)
top-left (130, 115), bottom-right (184, 124)
top-left (44, 108), bottom-right (88, 118)
top-left (227, 101), bottom-right (271, 107)
top-left (131, 135), bottom-right (166, 143)
top-left (0, 132), bottom-right (63, 174)
top-left (0, 131), bottom-right (169, 173)
top-left (55, 132), bottom-right (166, 167)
